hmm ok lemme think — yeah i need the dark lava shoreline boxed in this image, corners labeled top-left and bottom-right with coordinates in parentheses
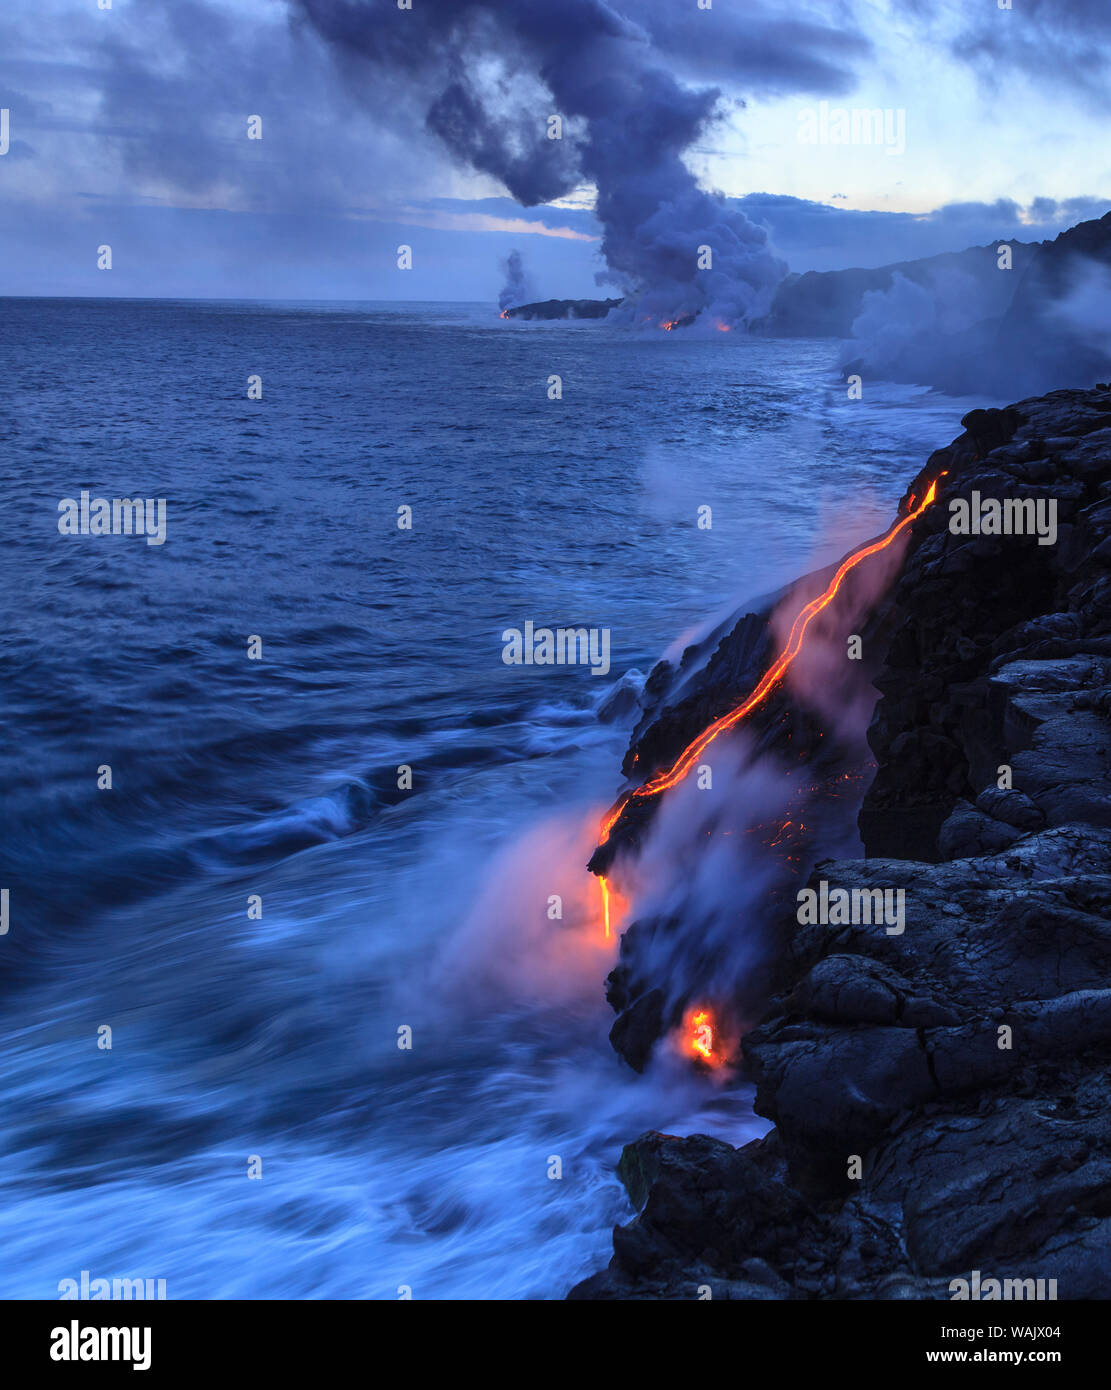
top-left (572, 384), bottom-right (1111, 1300)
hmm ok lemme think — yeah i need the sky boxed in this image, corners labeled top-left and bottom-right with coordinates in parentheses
top-left (1, 0), bottom-right (1109, 301)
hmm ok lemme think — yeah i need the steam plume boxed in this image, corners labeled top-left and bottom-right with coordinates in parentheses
top-left (498, 248), bottom-right (535, 312)
top-left (293, 0), bottom-right (789, 325)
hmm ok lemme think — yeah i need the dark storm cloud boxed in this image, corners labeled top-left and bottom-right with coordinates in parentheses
top-left (0, 0), bottom-right (457, 214)
top-left (899, 0), bottom-right (1111, 107)
top-left (290, 0), bottom-right (872, 321)
top-left (92, 0), bottom-right (424, 208)
top-left (639, 2), bottom-right (870, 97)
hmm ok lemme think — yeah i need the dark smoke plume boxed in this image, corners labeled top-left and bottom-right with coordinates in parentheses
top-left (292, 0), bottom-right (800, 325)
top-left (498, 248), bottom-right (535, 311)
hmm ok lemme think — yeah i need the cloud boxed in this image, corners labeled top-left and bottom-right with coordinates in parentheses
top-left (381, 208), bottom-right (596, 241)
top-left (736, 192), bottom-right (1111, 272)
top-left (289, 0), bottom-right (876, 321)
top-left (626, 1), bottom-right (872, 98)
top-left (894, 0), bottom-right (1111, 108)
top-left (0, 0), bottom-right (474, 215)
top-left (1, 0), bottom-right (1107, 303)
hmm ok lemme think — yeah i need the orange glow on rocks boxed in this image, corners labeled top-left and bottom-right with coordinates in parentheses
top-left (690, 1008), bottom-right (714, 1060)
top-left (681, 1005), bottom-right (732, 1069)
top-left (596, 477), bottom-right (943, 847)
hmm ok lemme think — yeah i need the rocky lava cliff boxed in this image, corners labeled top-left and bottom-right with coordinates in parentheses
top-left (572, 384), bottom-right (1111, 1300)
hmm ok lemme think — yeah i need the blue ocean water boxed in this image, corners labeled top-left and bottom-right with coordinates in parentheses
top-left (0, 298), bottom-right (982, 1298)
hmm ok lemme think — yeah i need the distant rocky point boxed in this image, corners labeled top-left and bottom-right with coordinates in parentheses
top-left (501, 297), bottom-right (624, 320)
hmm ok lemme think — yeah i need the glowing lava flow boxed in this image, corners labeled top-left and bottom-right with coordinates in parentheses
top-left (690, 1009), bottom-right (714, 1061)
top-left (593, 477), bottom-right (942, 943)
top-left (596, 476), bottom-right (943, 851)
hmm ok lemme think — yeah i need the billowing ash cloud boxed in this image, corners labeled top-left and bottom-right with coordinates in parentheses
top-left (497, 248), bottom-right (535, 311)
top-left (289, 0), bottom-right (839, 324)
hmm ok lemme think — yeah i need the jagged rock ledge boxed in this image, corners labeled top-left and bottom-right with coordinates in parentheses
top-left (571, 384), bottom-right (1111, 1300)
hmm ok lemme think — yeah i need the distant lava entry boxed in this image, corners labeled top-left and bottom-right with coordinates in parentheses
top-left (592, 476), bottom-right (945, 946)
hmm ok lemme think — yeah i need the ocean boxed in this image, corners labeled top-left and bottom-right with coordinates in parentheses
top-left (0, 298), bottom-right (985, 1298)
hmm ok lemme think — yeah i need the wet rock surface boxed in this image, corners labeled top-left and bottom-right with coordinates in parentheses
top-left (572, 385), bottom-right (1111, 1299)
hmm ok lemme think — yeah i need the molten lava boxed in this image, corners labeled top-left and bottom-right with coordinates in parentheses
top-left (678, 1004), bottom-right (732, 1068)
top-left (597, 874), bottom-right (630, 941)
top-left (596, 476), bottom-right (943, 847)
top-left (690, 1009), bottom-right (714, 1061)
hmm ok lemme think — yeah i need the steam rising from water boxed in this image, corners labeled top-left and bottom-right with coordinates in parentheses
top-left (614, 738), bottom-right (791, 1006)
top-left (843, 249), bottom-right (1111, 394)
top-left (1048, 257), bottom-right (1111, 358)
top-left (294, 0), bottom-right (788, 324)
top-left (498, 248), bottom-right (535, 312)
top-left (433, 810), bottom-right (616, 1010)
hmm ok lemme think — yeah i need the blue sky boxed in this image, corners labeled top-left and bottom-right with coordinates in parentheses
top-left (1, 0), bottom-right (1109, 300)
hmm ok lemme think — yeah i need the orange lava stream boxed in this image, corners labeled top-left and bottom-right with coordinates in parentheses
top-left (600, 876), bottom-right (611, 940)
top-left (597, 476), bottom-right (942, 848)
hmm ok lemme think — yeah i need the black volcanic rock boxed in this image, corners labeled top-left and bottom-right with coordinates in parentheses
top-left (569, 1131), bottom-right (811, 1300)
top-left (588, 560), bottom-right (889, 881)
top-left (571, 384), bottom-right (1111, 1300)
top-left (608, 989), bottom-right (667, 1074)
top-left (860, 388), bottom-right (1111, 858)
top-left (502, 297), bottom-right (623, 320)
